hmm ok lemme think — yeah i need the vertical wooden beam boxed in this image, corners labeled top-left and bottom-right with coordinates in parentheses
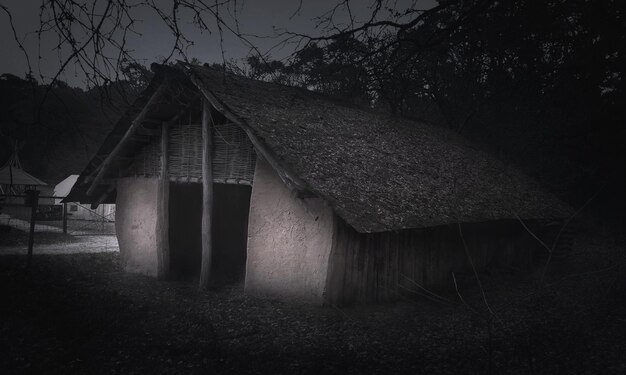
top-left (199, 100), bottom-right (214, 289)
top-left (26, 189), bottom-right (39, 269)
top-left (156, 121), bottom-right (170, 279)
top-left (324, 215), bottom-right (344, 306)
top-left (62, 202), bottom-right (68, 234)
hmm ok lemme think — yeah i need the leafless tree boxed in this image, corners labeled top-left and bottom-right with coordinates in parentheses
top-left (1, 1), bottom-right (472, 88)
top-left (0, 0), bottom-right (270, 88)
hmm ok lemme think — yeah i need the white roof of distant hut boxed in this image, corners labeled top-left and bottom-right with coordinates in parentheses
top-left (54, 175), bottom-right (79, 197)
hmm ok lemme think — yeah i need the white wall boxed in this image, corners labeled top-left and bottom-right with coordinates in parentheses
top-left (66, 203), bottom-right (116, 221)
top-left (56, 175), bottom-right (115, 221)
top-left (54, 175), bottom-right (79, 204)
top-left (245, 159), bottom-right (335, 304)
top-left (115, 177), bottom-right (160, 276)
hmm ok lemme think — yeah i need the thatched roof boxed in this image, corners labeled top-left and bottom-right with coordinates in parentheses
top-left (0, 166), bottom-right (48, 186)
top-left (68, 63), bottom-right (572, 233)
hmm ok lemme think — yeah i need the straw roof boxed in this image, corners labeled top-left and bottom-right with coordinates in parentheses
top-left (1, 149), bottom-right (48, 187)
top-left (0, 166), bottom-right (48, 186)
top-left (68, 63), bottom-right (572, 233)
top-left (185, 64), bottom-right (571, 232)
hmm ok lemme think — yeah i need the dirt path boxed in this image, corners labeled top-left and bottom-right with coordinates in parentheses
top-left (0, 213), bottom-right (114, 236)
top-left (0, 214), bottom-right (63, 233)
top-left (0, 235), bottom-right (119, 255)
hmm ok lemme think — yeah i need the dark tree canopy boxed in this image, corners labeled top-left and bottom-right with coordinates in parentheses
top-left (0, 74), bottom-right (131, 182)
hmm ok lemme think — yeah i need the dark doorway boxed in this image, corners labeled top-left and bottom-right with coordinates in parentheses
top-left (168, 182), bottom-right (252, 285)
top-left (169, 183), bottom-right (202, 280)
top-left (212, 184), bottom-right (252, 285)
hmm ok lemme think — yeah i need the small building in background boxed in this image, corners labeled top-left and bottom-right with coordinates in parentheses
top-left (54, 175), bottom-right (115, 222)
top-left (0, 152), bottom-right (55, 221)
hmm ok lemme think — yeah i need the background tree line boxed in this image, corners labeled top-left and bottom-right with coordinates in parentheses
top-left (240, 0), bottom-right (625, 231)
top-left (0, 62), bottom-right (151, 184)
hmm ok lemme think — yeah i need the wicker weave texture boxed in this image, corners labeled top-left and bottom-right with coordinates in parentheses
top-left (168, 124), bottom-right (203, 180)
top-left (124, 123), bottom-right (256, 184)
top-left (125, 140), bottom-right (161, 177)
top-left (212, 122), bottom-right (256, 183)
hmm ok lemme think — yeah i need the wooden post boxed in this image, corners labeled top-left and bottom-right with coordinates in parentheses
top-left (62, 202), bottom-right (68, 234)
top-left (199, 99), bottom-right (214, 289)
top-left (156, 121), bottom-right (170, 279)
top-left (26, 190), bottom-right (39, 269)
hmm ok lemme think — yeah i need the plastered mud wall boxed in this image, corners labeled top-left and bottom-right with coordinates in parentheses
top-left (115, 177), bottom-right (160, 276)
top-left (245, 159), bottom-right (334, 304)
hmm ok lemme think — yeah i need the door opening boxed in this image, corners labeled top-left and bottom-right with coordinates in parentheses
top-left (168, 182), bottom-right (251, 286)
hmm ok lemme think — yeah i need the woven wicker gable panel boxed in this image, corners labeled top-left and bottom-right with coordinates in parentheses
top-left (124, 140), bottom-right (161, 177)
top-left (212, 122), bottom-right (256, 184)
top-left (168, 123), bottom-right (256, 184)
top-left (168, 124), bottom-right (203, 180)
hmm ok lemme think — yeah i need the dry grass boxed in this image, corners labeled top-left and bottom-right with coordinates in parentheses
top-left (0, 233), bottom-right (624, 374)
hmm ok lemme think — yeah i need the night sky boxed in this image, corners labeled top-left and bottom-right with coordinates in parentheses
top-left (0, 0), bottom-right (430, 87)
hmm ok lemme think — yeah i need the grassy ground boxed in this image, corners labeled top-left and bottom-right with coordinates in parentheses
top-left (0, 234), bottom-right (624, 374)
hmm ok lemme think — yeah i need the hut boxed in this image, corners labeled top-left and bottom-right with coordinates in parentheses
top-left (1, 151), bottom-right (55, 220)
top-left (66, 63), bottom-right (572, 305)
top-left (54, 175), bottom-right (115, 221)
top-left (0, 151), bottom-right (52, 197)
